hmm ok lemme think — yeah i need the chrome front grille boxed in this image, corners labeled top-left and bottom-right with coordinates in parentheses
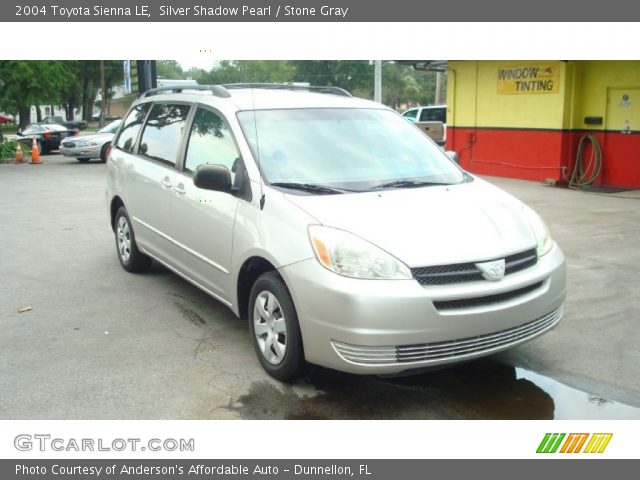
top-left (331, 307), bottom-right (563, 366)
top-left (411, 248), bottom-right (538, 286)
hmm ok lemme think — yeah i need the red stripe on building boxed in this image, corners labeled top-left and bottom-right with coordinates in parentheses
top-left (446, 127), bottom-right (640, 189)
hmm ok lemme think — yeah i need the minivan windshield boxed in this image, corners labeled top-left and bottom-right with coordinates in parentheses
top-left (237, 108), bottom-right (464, 192)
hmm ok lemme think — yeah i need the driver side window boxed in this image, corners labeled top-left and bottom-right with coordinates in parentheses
top-left (184, 107), bottom-right (240, 183)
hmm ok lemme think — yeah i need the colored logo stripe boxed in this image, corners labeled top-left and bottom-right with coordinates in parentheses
top-left (583, 433), bottom-right (613, 453)
top-left (560, 433), bottom-right (589, 453)
top-left (537, 433), bottom-right (565, 453)
top-left (537, 433), bottom-right (612, 453)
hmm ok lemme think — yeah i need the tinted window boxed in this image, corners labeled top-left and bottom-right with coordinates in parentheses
top-left (184, 107), bottom-right (239, 180)
top-left (115, 103), bottom-right (150, 152)
top-left (402, 109), bottom-right (418, 121)
top-left (138, 103), bottom-right (191, 164)
top-left (419, 107), bottom-right (446, 123)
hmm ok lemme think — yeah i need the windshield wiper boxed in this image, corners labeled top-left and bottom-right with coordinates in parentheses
top-left (370, 180), bottom-right (450, 190)
top-left (270, 182), bottom-right (346, 194)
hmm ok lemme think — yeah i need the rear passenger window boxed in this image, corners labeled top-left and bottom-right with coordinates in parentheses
top-left (115, 103), bottom-right (150, 152)
top-left (138, 103), bottom-right (191, 165)
top-left (184, 107), bottom-right (240, 181)
top-left (419, 108), bottom-right (447, 123)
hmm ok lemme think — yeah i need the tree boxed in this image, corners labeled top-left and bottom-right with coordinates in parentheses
top-left (172, 60), bottom-right (442, 112)
top-left (198, 61), bottom-right (295, 84)
top-left (0, 61), bottom-right (71, 128)
top-left (59, 61), bottom-right (82, 121)
top-left (72, 61), bottom-right (123, 122)
top-left (156, 60), bottom-right (184, 80)
top-left (291, 61), bottom-right (373, 93)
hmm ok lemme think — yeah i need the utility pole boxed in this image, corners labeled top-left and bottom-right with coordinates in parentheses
top-left (99, 60), bottom-right (106, 128)
top-left (374, 60), bottom-right (382, 103)
top-left (435, 71), bottom-right (444, 105)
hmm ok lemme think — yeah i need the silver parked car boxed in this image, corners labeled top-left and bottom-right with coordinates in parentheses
top-left (106, 84), bottom-right (566, 381)
top-left (61, 119), bottom-right (121, 162)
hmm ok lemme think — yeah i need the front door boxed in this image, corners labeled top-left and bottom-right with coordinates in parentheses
top-left (168, 105), bottom-right (242, 303)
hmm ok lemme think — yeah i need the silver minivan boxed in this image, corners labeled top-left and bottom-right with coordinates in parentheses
top-left (106, 84), bottom-right (566, 381)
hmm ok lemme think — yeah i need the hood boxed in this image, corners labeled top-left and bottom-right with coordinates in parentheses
top-left (284, 178), bottom-right (537, 267)
top-left (68, 132), bottom-right (114, 143)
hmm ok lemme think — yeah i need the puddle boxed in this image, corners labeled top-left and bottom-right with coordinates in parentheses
top-left (514, 368), bottom-right (640, 419)
top-left (228, 360), bottom-right (640, 420)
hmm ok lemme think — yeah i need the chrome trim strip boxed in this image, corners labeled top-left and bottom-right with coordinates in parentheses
top-left (331, 306), bottom-right (563, 367)
top-left (132, 216), bottom-right (230, 274)
top-left (506, 255), bottom-right (537, 268)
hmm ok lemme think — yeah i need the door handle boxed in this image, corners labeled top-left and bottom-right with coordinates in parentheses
top-left (174, 183), bottom-right (186, 195)
top-left (160, 176), bottom-right (172, 189)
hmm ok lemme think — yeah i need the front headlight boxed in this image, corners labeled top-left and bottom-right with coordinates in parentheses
top-left (308, 225), bottom-right (412, 280)
top-left (522, 206), bottom-right (553, 257)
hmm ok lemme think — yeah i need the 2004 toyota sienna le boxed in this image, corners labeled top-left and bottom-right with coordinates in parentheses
top-left (106, 84), bottom-right (566, 381)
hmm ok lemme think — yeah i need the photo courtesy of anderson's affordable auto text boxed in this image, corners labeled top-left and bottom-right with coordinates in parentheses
top-left (0, 0), bottom-right (639, 478)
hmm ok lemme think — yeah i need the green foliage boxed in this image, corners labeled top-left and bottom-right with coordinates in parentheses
top-left (188, 60), bottom-right (444, 110)
top-left (157, 60), bottom-right (185, 80)
top-left (198, 61), bottom-right (295, 84)
top-left (0, 60), bottom-right (124, 126)
top-left (0, 61), bottom-right (71, 123)
top-left (0, 140), bottom-right (31, 161)
top-left (0, 140), bottom-right (17, 159)
top-left (290, 60), bottom-right (374, 94)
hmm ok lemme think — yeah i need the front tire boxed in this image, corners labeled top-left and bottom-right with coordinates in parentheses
top-left (77, 158), bottom-right (90, 163)
top-left (100, 143), bottom-right (110, 163)
top-left (249, 272), bottom-right (306, 381)
top-left (114, 206), bottom-right (151, 273)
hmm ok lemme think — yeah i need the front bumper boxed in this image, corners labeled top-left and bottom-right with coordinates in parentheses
top-left (60, 145), bottom-right (101, 158)
top-left (280, 243), bottom-right (566, 375)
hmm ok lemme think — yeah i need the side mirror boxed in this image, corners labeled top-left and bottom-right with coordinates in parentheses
top-left (446, 150), bottom-right (459, 164)
top-left (193, 164), bottom-right (232, 193)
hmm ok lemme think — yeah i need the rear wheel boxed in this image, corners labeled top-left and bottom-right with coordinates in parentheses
top-left (114, 206), bottom-right (151, 273)
top-left (249, 272), bottom-right (306, 381)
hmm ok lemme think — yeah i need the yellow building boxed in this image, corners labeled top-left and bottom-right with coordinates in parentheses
top-left (446, 61), bottom-right (640, 188)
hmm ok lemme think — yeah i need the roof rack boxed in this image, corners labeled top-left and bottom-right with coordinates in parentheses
top-left (139, 83), bottom-right (352, 99)
top-left (222, 83), bottom-right (352, 97)
top-left (139, 84), bottom-right (231, 98)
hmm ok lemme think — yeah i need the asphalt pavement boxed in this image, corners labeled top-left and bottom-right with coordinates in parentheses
top-left (0, 154), bottom-right (639, 419)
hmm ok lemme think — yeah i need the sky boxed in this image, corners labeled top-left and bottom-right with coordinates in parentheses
top-left (175, 57), bottom-right (218, 72)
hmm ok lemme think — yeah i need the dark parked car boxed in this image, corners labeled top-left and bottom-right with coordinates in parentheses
top-left (91, 112), bottom-right (121, 123)
top-left (17, 124), bottom-right (79, 154)
top-left (39, 115), bottom-right (88, 131)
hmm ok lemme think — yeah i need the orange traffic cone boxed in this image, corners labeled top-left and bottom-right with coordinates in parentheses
top-left (15, 143), bottom-right (24, 163)
top-left (30, 137), bottom-right (41, 164)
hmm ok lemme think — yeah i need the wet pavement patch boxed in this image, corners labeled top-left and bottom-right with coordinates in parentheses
top-left (228, 360), bottom-right (640, 420)
top-left (174, 301), bottom-right (208, 326)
